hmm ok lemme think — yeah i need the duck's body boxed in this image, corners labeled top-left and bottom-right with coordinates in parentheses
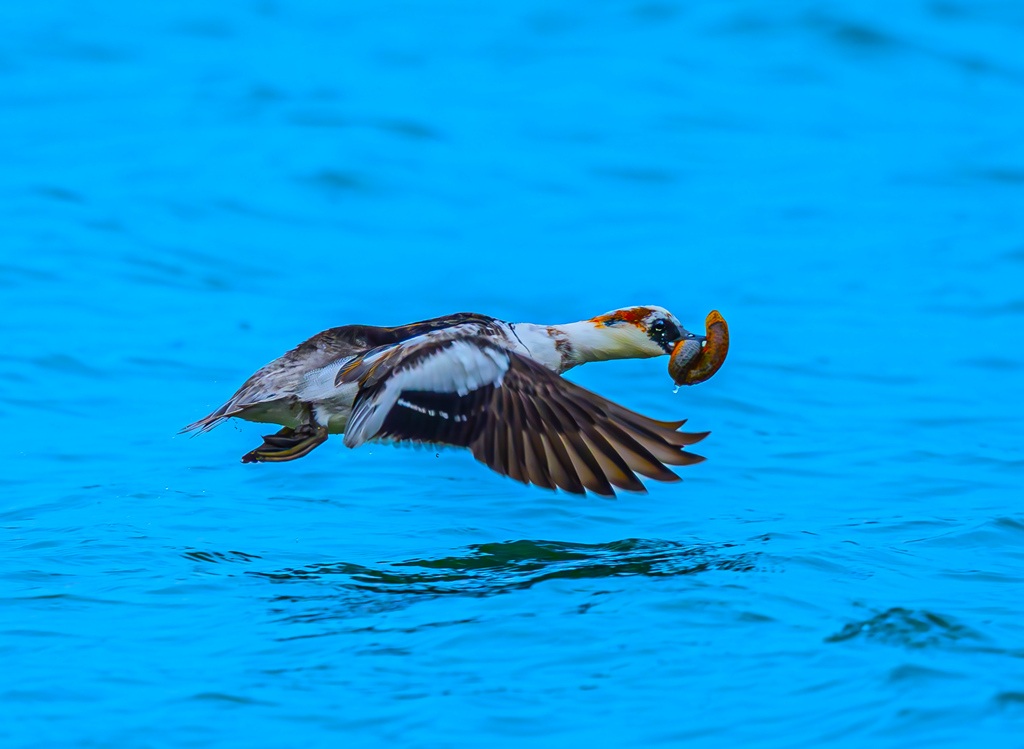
top-left (183, 306), bottom-right (710, 496)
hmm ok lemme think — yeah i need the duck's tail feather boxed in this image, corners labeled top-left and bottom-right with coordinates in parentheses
top-left (180, 403), bottom-right (240, 435)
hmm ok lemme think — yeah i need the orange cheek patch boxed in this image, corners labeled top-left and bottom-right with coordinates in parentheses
top-left (669, 310), bottom-right (729, 386)
top-left (590, 307), bottom-right (653, 328)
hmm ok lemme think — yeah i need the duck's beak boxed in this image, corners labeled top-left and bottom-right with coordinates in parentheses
top-left (661, 328), bottom-right (705, 354)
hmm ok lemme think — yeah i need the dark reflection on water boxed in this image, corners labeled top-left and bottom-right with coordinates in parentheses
top-left (826, 607), bottom-right (1024, 659)
top-left (826, 607), bottom-right (986, 648)
top-left (246, 539), bottom-right (760, 634)
top-left (251, 538), bottom-right (759, 598)
top-left (181, 549), bottom-right (263, 564)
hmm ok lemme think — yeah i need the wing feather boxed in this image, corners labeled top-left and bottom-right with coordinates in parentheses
top-left (532, 399), bottom-right (588, 494)
top-left (593, 423), bottom-right (681, 482)
top-left (344, 336), bottom-right (708, 495)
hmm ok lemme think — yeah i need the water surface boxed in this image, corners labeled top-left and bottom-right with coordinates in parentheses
top-left (3, 1), bottom-right (1024, 746)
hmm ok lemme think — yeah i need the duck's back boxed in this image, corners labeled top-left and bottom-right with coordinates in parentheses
top-left (182, 313), bottom-right (503, 433)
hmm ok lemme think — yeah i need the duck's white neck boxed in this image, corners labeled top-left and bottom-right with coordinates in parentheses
top-left (553, 322), bottom-right (615, 364)
top-left (557, 320), bottom-right (665, 371)
top-left (509, 319), bottom-right (663, 373)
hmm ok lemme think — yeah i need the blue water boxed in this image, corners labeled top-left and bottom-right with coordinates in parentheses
top-left (3, 1), bottom-right (1024, 746)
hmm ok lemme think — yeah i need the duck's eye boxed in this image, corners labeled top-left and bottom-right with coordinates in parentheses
top-left (649, 318), bottom-right (680, 350)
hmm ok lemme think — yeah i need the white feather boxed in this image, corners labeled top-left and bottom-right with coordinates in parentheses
top-left (343, 341), bottom-right (509, 448)
top-left (298, 356), bottom-right (356, 401)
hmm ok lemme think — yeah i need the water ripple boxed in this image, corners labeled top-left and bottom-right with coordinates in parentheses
top-left (826, 607), bottom-right (986, 649)
top-left (252, 538), bottom-right (759, 595)
top-left (246, 539), bottom-right (761, 630)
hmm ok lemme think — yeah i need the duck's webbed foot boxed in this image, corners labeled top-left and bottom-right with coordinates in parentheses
top-left (241, 424), bottom-right (328, 463)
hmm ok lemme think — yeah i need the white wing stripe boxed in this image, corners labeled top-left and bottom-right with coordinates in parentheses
top-left (343, 341), bottom-right (509, 448)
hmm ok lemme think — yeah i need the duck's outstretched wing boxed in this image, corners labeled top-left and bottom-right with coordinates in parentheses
top-left (343, 337), bottom-right (708, 496)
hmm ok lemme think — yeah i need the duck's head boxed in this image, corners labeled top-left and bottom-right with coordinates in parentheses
top-left (568, 305), bottom-right (703, 362)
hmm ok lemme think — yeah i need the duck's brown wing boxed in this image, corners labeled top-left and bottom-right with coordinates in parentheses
top-left (343, 337), bottom-right (708, 496)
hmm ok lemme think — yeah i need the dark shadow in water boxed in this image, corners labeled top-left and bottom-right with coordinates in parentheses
top-left (182, 549), bottom-right (262, 564)
top-left (301, 169), bottom-right (372, 194)
top-left (34, 185), bottom-right (85, 204)
top-left (967, 168), bottom-right (1024, 185)
top-left (826, 607), bottom-right (984, 648)
top-left (721, 8), bottom-right (1024, 82)
top-left (590, 166), bottom-right (676, 184)
top-left (826, 607), bottom-right (1023, 658)
top-left (248, 539), bottom-right (759, 632)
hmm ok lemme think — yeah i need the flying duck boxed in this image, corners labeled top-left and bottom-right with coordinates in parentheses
top-left (182, 306), bottom-right (712, 496)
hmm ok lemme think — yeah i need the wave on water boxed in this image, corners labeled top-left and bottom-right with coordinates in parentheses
top-left (826, 607), bottom-right (1024, 660)
top-left (238, 539), bottom-right (760, 628)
